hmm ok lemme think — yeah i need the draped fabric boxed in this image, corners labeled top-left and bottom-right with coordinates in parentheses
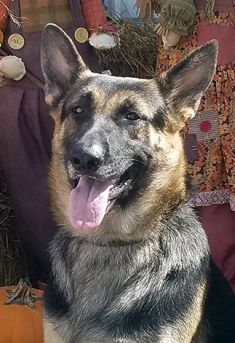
top-left (0, 0), bottom-right (98, 279)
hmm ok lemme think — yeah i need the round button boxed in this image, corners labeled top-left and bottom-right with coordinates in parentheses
top-left (0, 30), bottom-right (4, 45)
top-left (200, 120), bottom-right (211, 132)
top-left (74, 27), bottom-right (89, 43)
top-left (8, 33), bottom-right (25, 50)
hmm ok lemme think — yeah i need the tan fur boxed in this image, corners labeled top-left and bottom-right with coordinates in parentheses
top-left (43, 317), bottom-right (64, 343)
top-left (179, 283), bottom-right (207, 343)
top-left (48, 124), bottom-right (72, 231)
top-left (157, 284), bottom-right (207, 343)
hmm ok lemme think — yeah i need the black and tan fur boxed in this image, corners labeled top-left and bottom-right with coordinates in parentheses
top-left (41, 24), bottom-right (235, 343)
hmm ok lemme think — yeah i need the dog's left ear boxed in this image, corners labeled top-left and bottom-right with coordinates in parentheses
top-left (41, 24), bottom-right (88, 105)
top-left (158, 40), bottom-right (218, 131)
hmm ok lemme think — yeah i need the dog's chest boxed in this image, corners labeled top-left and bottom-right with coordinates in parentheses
top-left (71, 253), bottom-right (130, 317)
top-left (52, 239), bottom-right (154, 321)
top-left (48, 240), bottom-right (158, 341)
top-left (46, 223), bottom-right (209, 342)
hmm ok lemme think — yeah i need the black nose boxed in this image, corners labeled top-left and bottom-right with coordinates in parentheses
top-left (70, 144), bottom-right (104, 172)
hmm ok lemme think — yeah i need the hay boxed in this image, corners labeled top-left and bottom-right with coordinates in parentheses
top-left (97, 20), bottom-right (159, 78)
top-left (0, 169), bottom-right (31, 286)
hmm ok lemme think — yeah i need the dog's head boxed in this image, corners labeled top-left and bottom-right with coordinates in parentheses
top-left (41, 24), bottom-right (217, 238)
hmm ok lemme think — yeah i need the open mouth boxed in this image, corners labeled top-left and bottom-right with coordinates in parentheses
top-left (109, 167), bottom-right (135, 201)
top-left (68, 165), bottom-right (138, 231)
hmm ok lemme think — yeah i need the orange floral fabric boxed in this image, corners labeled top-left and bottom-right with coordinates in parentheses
top-left (157, 6), bottom-right (235, 210)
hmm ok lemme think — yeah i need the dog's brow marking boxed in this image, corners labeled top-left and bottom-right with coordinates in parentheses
top-left (149, 126), bottom-right (161, 147)
top-left (92, 88), bottom-right (107, 110)
top-left (102, 90), bottom-right (153, 119)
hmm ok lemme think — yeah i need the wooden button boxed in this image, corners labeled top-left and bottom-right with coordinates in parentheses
top-left (74, 27), bottom-right (89, 43)
top-left (8, 33), bottom-right (25, 50)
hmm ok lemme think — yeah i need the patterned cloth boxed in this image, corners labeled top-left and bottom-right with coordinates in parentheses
top-left (20, 0), bottom-right (73, 32)
top-left (157, 3), bottom-right (235, 211)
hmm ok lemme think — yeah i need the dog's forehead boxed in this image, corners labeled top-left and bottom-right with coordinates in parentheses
top-left (69, 73), bottom-right (163, 114)
top-left (89, 74), bottom-right (149, 91)
top-left (85, 74), bottom-right (152, 91)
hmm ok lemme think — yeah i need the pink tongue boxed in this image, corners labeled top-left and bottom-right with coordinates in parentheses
top-left (69, 176), bottom-right (113, 230)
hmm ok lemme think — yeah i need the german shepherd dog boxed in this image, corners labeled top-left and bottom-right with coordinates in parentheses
top-left (41, 24), bottom-right (235, 343)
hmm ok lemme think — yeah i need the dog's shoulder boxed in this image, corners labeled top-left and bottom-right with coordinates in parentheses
top-left (162, 202), bottom-right (210, 264)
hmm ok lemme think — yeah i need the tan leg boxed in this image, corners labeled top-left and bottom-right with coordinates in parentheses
top-left (43, 318), bottom-right (65, 343)
top-left (157, 284), bottom-right (208, 343)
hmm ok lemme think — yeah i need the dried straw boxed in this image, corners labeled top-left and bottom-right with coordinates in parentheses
top-left (0, 169), bottom-right (31, 286)
top-left (97, 20), bottom-right (159, 78)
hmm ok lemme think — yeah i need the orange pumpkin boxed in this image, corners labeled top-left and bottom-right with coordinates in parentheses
top-left (0, 278), bottom-right (44, 343)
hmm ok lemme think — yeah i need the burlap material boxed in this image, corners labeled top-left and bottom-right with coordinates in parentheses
top-left (158, 0), bottom-right (196, 35)
top-left (20, 0), bottom-right (73, 32)
top-left (136, 0), bottom-right (216, 34)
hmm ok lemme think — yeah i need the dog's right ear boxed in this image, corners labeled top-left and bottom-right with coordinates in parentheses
top-left (158, 40), bottom-right (218, 131)
top-left (41, 24), bottom-right (88, 106)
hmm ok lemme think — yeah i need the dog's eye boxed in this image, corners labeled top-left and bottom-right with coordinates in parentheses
top-left (126, 112), bottom-right (141, 121)
top-left (72, 106), bottom-right (82, 114)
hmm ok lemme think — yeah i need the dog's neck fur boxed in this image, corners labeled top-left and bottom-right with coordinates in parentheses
top-left (47, 200), bottom-right (209, 342)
